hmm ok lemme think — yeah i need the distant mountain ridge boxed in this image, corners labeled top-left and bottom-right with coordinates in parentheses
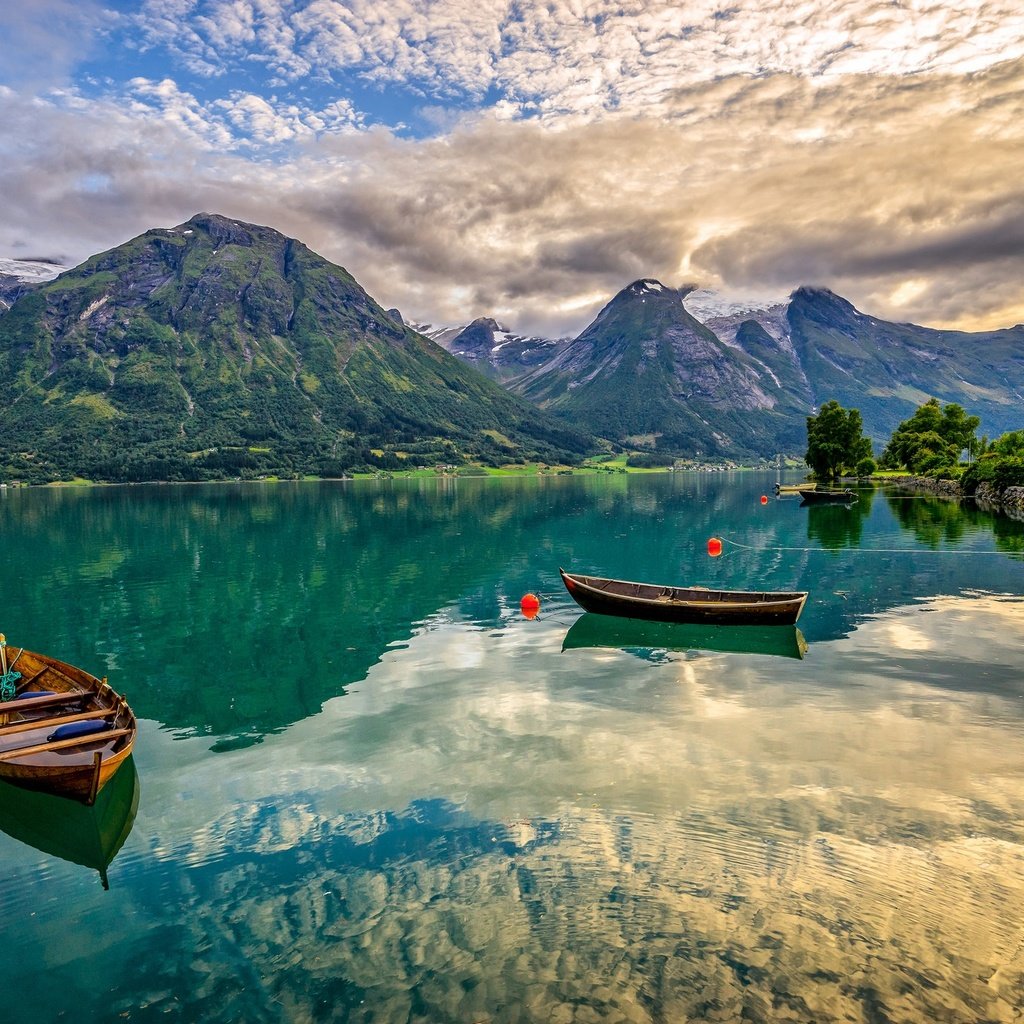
top-left (782, 286), bottom-right (1024, 442)
top-left (0, 214), bottom-right (592, 482)
top-left (510, 279), bottom-right (809, 456)
top-left (439, 280), bottom-right (1024, 457)
top-left (409, 316), bottom-right (567, 382)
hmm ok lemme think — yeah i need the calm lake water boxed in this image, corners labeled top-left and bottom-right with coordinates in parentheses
top-left (2, 473), bottom-right (1024, 1023)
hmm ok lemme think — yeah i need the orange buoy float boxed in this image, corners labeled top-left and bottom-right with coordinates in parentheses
top-left (520, 593), bottom-right (541, 619)
top-left (760, 494), bottom-right (768, 505)
top-left (707, 537), bottom-right (723, 557)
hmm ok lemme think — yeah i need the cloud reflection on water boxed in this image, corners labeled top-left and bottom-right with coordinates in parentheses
top-left (16, 593), bottom-right (1014, 1022)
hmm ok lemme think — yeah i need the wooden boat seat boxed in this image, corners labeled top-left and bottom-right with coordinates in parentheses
top-left (0, 707), bottom-right (115, 739)
top-left (14, 662), bottom-right (80, 691)
top-left (1, 691), bottom-right (92, 716)
top-left (0, 728), bottom-right (132, 762)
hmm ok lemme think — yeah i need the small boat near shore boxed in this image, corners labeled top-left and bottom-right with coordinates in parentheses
top-left (559, 569), bottom-right (808, 626)
top-left (0, 637), bottom-right (136, 805)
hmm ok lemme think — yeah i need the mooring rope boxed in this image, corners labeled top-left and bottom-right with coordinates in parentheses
top-left (720, 536), bottom-right (1018, 556)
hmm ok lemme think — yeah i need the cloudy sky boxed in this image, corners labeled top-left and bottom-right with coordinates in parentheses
top-left (1, 0), bottom-right (1022, 336)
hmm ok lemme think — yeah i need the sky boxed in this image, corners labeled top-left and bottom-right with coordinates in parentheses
top-left (1, 0), bottom-right (1022, 337)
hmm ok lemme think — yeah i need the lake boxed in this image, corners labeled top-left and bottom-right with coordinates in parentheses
top-left (2, 473), bottom-right (1024, 1023)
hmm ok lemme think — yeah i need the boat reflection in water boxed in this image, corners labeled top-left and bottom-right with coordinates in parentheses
top-left (799, 488), bottom-right (857, 506)
top-left (0, 756), bottom-right (140, 889)
top-left (562, 613), bottom-right (809, 662)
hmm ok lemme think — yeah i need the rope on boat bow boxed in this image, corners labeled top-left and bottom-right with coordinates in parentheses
top-left (0, 634), bottom-right (22, 701)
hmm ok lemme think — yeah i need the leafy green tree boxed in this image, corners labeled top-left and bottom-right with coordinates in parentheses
top-left (961, 429), bottom-right (1024, 494)
top-left (805, 401), bottom-right (872, 480)
top-left (881, 398), bottom-right (980, 473)
top-left (855, 456), bottom-right (877, 478)
top-left (990, 430), bottom-right (1024, 457)
top-left (939, 401), bottom-right (982, 454)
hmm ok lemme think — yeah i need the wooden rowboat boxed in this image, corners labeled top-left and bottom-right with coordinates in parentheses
top-left (560, 569), bottom-right (807, 626)
top-left (0, 639), bottom-right (136, 805)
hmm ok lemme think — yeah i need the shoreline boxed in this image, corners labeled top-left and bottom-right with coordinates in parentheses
top-left (883, 474), bottom-right (1024, 520)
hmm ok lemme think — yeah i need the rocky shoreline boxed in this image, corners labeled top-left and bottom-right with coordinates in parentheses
top-left (887, 476), bottom-right (1024, 520)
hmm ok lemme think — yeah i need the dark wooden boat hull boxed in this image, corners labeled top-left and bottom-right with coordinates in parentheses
top-left (560, 569), bottom-right (807, 626)
top-left (0, 645), bottom-right (136, 804)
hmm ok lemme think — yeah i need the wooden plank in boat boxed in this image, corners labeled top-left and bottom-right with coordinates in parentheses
top-left (0, 728), bottom-right (133, 762)
top-left (0, 708), bottom-right (117, 738)
top-left (1, 691), bottom-right (93, 715)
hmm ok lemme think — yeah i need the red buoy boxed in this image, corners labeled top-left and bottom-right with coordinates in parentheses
top-left (760, 494), bottom-right (768, 505)
top-left (707, 537), bottom-right (723, 557)
top-left (520, 593), bottom-right (541, 619)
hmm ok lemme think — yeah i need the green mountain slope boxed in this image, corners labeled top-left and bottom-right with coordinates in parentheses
top-left (785, 287), bottom-right (1024, 443)
top-left (512, 280), bottom-right (809, 457)
top-left (0, 214), bottom-right (592, 481)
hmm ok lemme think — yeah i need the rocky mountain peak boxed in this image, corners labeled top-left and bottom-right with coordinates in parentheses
top-left (788, 286), bottom-right (863, 329)
top-left (626, 278), bottom-right (669, 295)
top-left (177, 212), bottom-right (283, 249)
top-left (0, 214), bottom-right (593, 481)
top-left (466, 316), bottom-right (504, 331)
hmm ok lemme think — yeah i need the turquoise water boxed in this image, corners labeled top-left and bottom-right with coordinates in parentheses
top-left (2, 474), bottom-right (1024, 1022)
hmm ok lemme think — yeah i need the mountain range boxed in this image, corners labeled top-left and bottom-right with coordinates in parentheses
top-left (510, 280), bottom-right (810, 457)
top-left (425, 281), bottom-right (1024, 458)
top-left (1, 213), bottom-right (1022, 483)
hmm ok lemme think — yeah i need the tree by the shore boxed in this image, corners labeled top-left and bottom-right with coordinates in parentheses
top-left (805, 401), bottom-right (872, 481)
top-left (961, 429), bottom-right (1024, 494)
top-left (880, 398), bottom-right (980, 475)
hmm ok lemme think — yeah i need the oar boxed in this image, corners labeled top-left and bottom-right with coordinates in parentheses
top-left (0, 634), bottom-right (7, 677)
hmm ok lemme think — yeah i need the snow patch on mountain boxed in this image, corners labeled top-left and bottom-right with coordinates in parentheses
top-left (0, 257), bottom-right (66, 283)
top-left (683, 288), bottom-right (785, 323)
top-left (0, 257), bottom-right (69, 311)
top-left (682, 288), bottom-right (794, 356)
top-left (410, 321), bottom-right (465, 347)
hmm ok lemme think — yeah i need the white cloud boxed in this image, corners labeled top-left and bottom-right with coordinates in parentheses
top-left (212, 90), bottom-right (361, 142)
top-left (127, 0), bottom-right (1024, 122)
top-left (2, 2), bottom-right (1024, 335)
top-left (122, 75), bottom-right (361, 147)
top-left (0, 0), bottom-right (111, 89)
